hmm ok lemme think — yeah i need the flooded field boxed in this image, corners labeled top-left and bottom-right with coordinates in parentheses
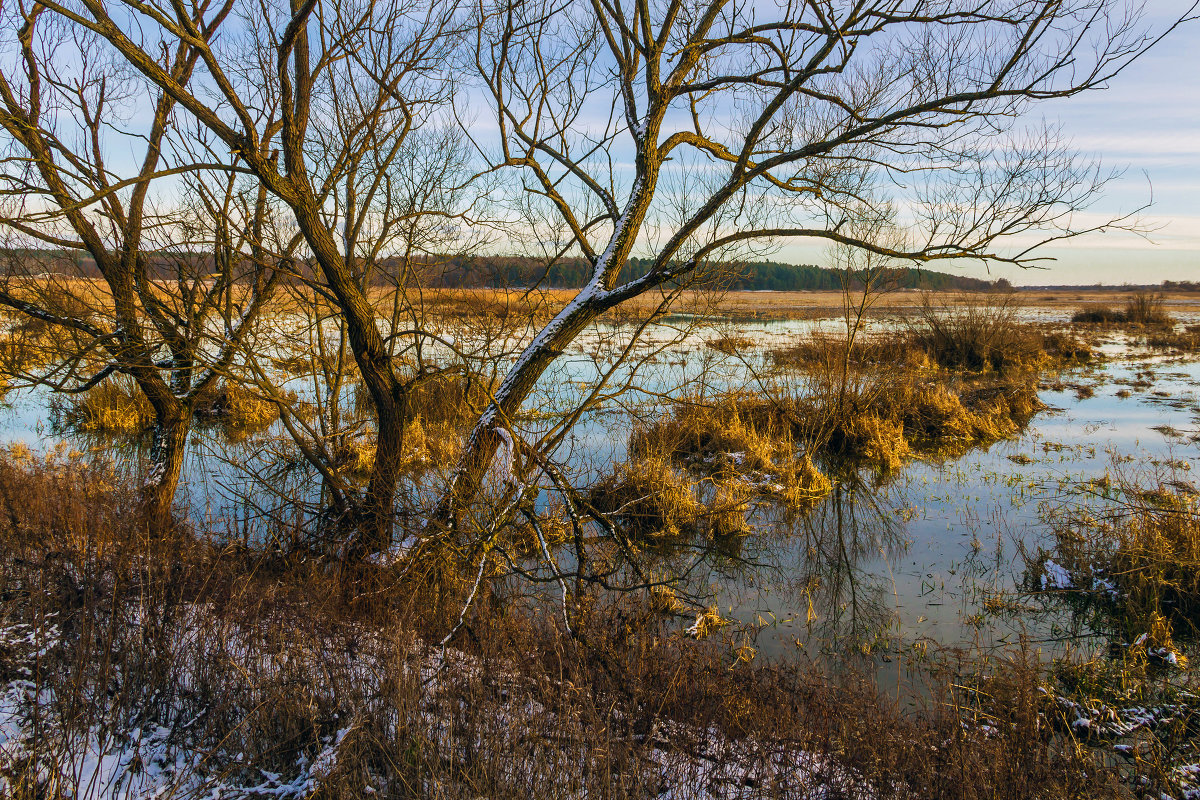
top-left (4, 301), bottom-right (1198, 669)
top-left (7, 289), bottom-right (1200, 798)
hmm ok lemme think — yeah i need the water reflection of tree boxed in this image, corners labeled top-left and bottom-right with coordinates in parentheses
top-left (782, 471), bottom-right (911, 657)
top-left (52, 421), bottom-right (322, 545)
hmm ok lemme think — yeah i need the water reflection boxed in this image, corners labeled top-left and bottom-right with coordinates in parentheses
top-left (784, 471), bottom-right (909, 656)
top-left (4, 320), bottom-right (1200, 669)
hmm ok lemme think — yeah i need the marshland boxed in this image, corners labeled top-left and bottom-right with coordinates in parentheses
top-left (6, 282), bottom-right (1200, 798)
top-left (3, 0), bottom-right (1200, 797)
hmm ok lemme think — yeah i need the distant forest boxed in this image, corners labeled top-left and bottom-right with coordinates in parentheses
top-left (427, 256), bottom-right (1008, 292)
top-left (2, 248), bottom-right (1011, 292)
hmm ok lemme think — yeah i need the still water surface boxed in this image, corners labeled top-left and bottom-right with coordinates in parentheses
top-left (2, 310), bottom-right (1196, 670)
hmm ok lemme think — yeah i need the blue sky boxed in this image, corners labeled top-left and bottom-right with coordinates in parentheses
top-left (774, 4), bottom-right (1200, 286)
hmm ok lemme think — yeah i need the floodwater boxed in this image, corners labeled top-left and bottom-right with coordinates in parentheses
top-left (2, 307), bottom-right (1198, 672)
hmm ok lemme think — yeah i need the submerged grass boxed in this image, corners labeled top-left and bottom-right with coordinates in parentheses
top-left (1036, 472), bottom-right (1200, 649)
top-left (1146, 326), bottom-right (1200, 353)
top-left (1024, 469), bottom-right (1200, 799)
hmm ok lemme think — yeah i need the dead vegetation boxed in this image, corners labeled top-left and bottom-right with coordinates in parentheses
top-left (587, 456), bottom-right (705, 541)
top-left (1023, 469), bottom-right (1200, 799)
top-left (343, 370), bottom-right (495, 478)
top-left (625, 392), bottom-right (833, 502)
top-left (1072, 290), bottom-right (1172, 327)
top-left (1145, 326), bottom-right (1200, 353)
top-left (1036, 472), bottom-right (1200, 651)
top-left (50, 377), bottom-right (293, 436)
top-left (771, 297), bottom-right (1092, 378)
top-left (705, 333), bottom-right (757, 356)
top-left (628, 369), bottom-right (1041, 481)
top-left (194, 381), bottom-right (289, 432)
top-left (0, 447), bottom-right (1126, 799)
top-left (49, 374), bottom-right (155, 433)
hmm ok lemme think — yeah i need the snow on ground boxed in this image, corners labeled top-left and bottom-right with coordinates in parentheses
top-left (0, 614), bottom-right (874, 799)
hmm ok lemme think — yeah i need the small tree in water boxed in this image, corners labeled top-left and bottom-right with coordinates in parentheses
top-left (0, 20), bottom-right (282, 530)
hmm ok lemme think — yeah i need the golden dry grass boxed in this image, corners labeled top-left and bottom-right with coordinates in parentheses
top-left (50, 375), bottom-right (156, 433)
top-left (1043, 478), bottom-right (1200, 651)
top-left (588, 456), bottom-right (704, 541)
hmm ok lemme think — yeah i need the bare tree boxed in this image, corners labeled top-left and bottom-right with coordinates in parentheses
top-left (10, 0), bottom-right (496, 550)
top-left (0, 4), bottom-right (282, 530)
top-left (436, 0), bottom-right (1195, 518)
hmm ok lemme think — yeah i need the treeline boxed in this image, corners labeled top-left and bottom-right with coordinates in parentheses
top-left (3, 250), bottom-right (1006, 293)
top-left (425, 256), bottom-right (1007, 292)
top-left (713, 261), bottom-right (1005, 292)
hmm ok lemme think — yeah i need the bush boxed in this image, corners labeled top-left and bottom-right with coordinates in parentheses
top-left (1071, 291), bottom-right (1171, 326)
top-left (770, 300), bottom-right (1090, 377)
top-left (907, 292), bottom-right (1043, 374)
top-left (1124, 290), bottom-right (1170, 325)
top-left (1071, 304), bottom-right (1126, 324)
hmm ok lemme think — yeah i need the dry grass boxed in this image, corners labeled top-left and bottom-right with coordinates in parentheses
top-left (1072, 291), bottom-right (1172, 327)
top-left (587, 455), bottom-right (704, 541)
top-left (195, 380), bottom-right (288, 432)
top-left (1146, 325), bottom-right (1200, 353)
top-left (1025, 471), bottom-right (1200, 799)
top-left (50, 374), bottom-right (156, 433)
top-left (0, 446), bottom-right (1127, 799)
top-left (1038, 474), bottom-right (1200, 649)
top-left (906, 292), bottom-right (1093, 374)
top-left (633, 370), bottom-right (1041, 478)
top-left (807, 378), bottom-right (1039, 470)
top-left (769, 333), bottom-right (932, 371)
top-left (705, 333), bottom-right (757, 356)
top-left (50, 378), bottom-right (293, 436)
top-left (345, 370), bottom-right (493, 477)
top-left (771, 306), bottom-right (1091, 378)
top-left (626, 393), bottom-right (833, 508)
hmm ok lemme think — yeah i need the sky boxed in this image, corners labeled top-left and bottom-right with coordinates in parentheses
top-left (774, 3), bottom-right (1200, 286)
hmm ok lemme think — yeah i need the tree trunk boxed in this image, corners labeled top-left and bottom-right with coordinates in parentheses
top-left (358, 402), bottom-right (405, 554)
top-left (440, 296), bottom-right (606, 522)
top-left (140, 410), bottom-right (191, 533)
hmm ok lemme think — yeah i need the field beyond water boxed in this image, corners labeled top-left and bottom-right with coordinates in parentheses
top-left (5, 288), bottom-right (1200, 798)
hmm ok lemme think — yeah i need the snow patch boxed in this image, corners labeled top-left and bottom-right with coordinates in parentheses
top-left (1041, 559), bottom-right (1073, 590)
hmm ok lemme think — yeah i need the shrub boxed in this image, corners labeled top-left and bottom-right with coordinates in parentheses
top-left (906, 292), bottom-right (1043, 374)
top-left (1072, 291), bottom-right (1171, 327)
top-left (1071, 304), bottom-right (1126, 324)
top-left (1124, 290), bottom-right (1170, 325)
